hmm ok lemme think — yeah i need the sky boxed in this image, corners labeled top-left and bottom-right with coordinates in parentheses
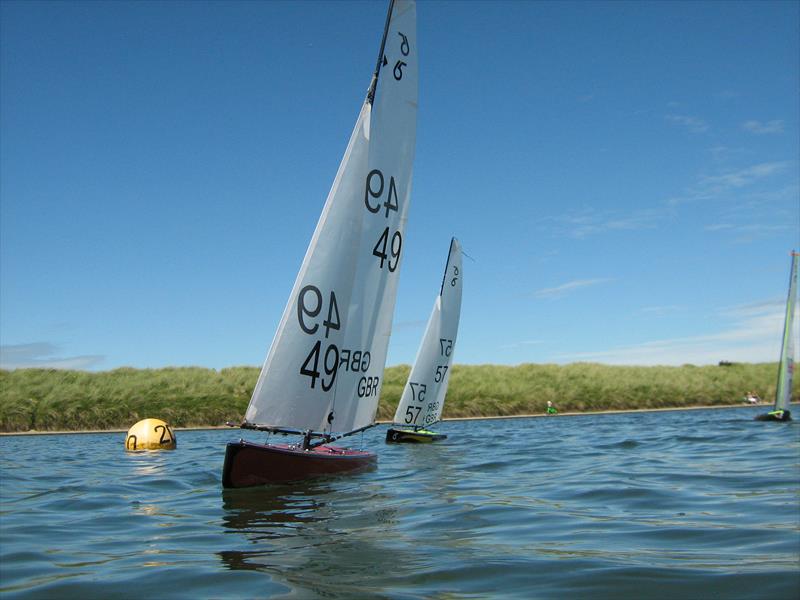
top-left (1, 0), bottom-right (798, 371)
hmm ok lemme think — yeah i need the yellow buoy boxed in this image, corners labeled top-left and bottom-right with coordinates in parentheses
top-left (125, 418), bottom-right (177, 451)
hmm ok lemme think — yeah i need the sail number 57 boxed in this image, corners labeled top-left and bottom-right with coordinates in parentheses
top-left (404, 382), bottom-right (426, 424)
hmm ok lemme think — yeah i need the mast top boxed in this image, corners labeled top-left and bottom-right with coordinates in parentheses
top-left (366, 0), bottom-right (397, 105)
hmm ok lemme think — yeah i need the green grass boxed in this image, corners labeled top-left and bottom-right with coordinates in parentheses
top-left (0, 362), bottom-right (794, 432)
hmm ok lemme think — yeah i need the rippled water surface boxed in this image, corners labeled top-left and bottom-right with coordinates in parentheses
top-left (1, 406), bottom-right (799, 598)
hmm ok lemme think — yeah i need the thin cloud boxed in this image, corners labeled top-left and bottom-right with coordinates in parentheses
top-left (542, 161), bottom-right (791, 238)
top-left (555, 299), bottom-right (796, 366)
top-left (669, 161), bottom-right (790, 205)
top-left (540, 207), bottom-right (664, 239)
top-left (534, 278), bottom-right (614, 300)
top-left (701, 183), bottom-right (799, 242)
top-left (742, 120), bottom-right (784, 134)
top-left (666, 114), bottom-right (709, 133)
top-left (698, 162), bottom-right (788, 191)
top-left (707, 145), bottom-right (747, 163)
top-left (703, 222), bottom-right (791, 242)
top-left (0, 342), bottom-right (105, 370)
top-left (723, 299), bottom-right (788, 320)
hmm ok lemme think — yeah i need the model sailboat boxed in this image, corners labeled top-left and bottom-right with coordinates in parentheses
top-left (387, 238), bottom-right (462, 443)
top-left (756, 251), bottom-right (798, 422)
top-left (222, 0), bottom-right (418, 488)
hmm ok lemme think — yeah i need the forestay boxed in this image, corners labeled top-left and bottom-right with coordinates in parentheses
top-left (245, 0), bottom-right (418, 435)
top-left (775, 251), bottom-right (798, 412)
top-left (393, 238), bottom-right (463, 428)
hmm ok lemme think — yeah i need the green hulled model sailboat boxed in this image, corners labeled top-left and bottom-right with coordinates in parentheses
top-left (756, 251), bottom-right (798, 422)
top-left (387, 238), bottom-right (463, 443)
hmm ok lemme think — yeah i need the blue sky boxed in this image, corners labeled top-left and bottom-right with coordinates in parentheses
top-left (1, 0), bottom-right (798, 371)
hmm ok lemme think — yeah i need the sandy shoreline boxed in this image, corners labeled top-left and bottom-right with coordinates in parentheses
top-left (0, 403), bottom-right (761, 436)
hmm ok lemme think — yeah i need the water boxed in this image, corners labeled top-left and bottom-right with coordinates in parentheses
top-left (1, 406), bottom-right (798, 599)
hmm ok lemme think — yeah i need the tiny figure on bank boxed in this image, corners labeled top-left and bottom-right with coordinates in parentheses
top-left (546, 400), bottom-right (558, 415)
top-left (744, 391), bottom-right (760, 405)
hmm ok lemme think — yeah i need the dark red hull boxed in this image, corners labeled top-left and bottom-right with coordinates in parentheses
top-left (222, 440), bottom-right (377, 488)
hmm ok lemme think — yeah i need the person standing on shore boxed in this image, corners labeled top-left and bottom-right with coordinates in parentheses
top-left (546, 400), bottom-right (558, 415)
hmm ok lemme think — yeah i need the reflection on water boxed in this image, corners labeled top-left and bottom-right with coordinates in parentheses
top-left (218, 477), bottom-right (409, 587)
top-left (221, 481), bottom-right (332, 538)
top-left (218, 473), bottom-right (428, 600)
top-left (1, 408), bottom-right (799, 599)
top-left (127, 452), bottom-right (171, 477)
top-left (217, 483), bottom-right (327, 574)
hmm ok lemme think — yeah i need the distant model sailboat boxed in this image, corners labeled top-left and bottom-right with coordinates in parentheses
top-left (755, 251), bottom-right (798, 422)
top-left (387, 238), bottom-right (462, 443)
top-left (222, 0), bottom-right (418, 488)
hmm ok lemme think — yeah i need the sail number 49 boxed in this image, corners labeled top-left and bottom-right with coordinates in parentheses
top-left (300, 340), bottom-right (339, 391)
top-left (297, 284), bottom-right (340, 390)
top-left (297, 285), bottom-right (340, 338)
top-left (365, 169), bottom-right (402, 272)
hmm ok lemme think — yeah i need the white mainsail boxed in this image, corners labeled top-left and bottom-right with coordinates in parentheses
top-left (245, 0), bottom-right (418, 435)
top-left (774, 251), bottom-right (798, 412)
top-left (392, 238), bottom-right (463, 428)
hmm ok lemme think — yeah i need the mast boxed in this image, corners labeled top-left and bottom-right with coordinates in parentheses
top-left (440, 237), bottom-right (458, 296)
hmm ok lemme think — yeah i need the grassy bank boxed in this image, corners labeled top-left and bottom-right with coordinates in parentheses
top-left (0, 362), bottom-right (794, 432)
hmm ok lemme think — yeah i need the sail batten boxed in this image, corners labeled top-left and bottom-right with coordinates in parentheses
top-left (244, 0), bottom-right (418, 435)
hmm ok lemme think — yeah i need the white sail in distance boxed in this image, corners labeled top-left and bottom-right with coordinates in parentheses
top-left (392, 238), bottom-right (463, 428)
top-left (245, 0), bottom-right (418, 434)
top-left (775, 251), bottom-right (798, 412)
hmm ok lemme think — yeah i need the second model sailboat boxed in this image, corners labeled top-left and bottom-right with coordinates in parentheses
top-left (755, 251), bottom-right (797, 422)
top-left (387, 238), bottom-right (463, 443)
